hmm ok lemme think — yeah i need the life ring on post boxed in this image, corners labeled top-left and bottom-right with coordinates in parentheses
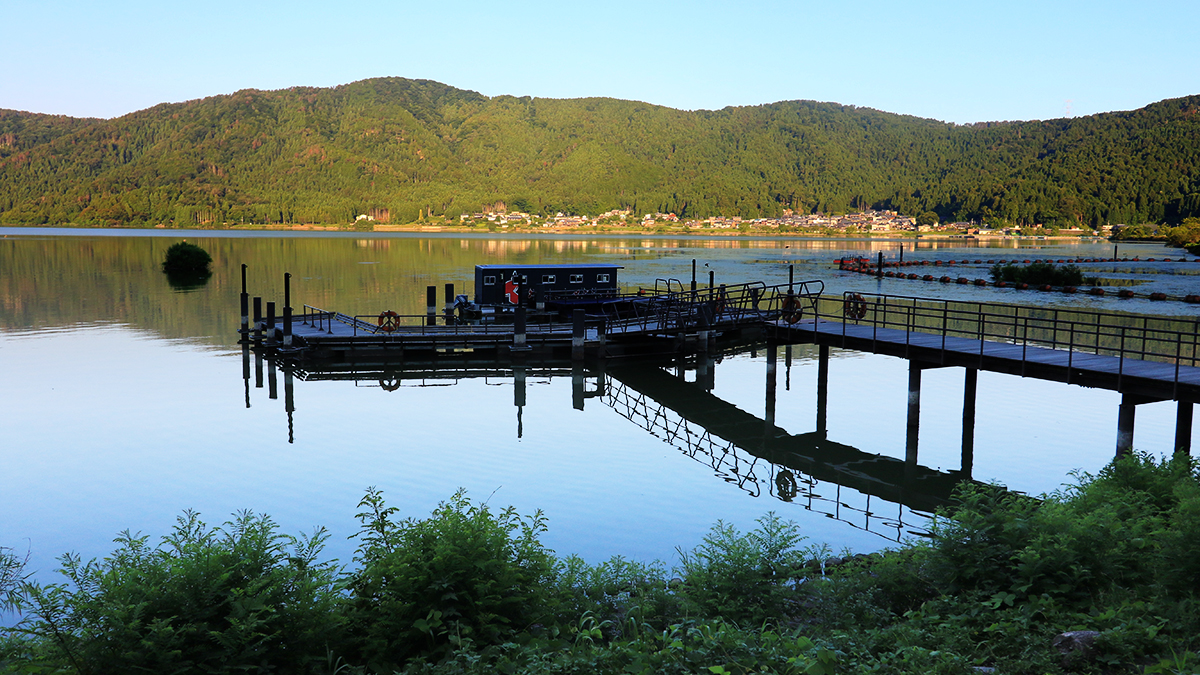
top-left (378, 378), bottom-right (400, 391)
top-left (776, 470), bottom-right (798, 501)
top-left (377, 310), bottom-right (400, 332)
top-left (843, 293), bottom-right (868, 320)
top-left (781, 294), bottom-right (802, 324)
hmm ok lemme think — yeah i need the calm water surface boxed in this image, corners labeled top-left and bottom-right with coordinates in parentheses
top-left (1, 229), bottom-right (1195, 598)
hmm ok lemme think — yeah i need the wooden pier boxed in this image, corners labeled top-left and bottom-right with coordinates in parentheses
top-left (242, 268), bottom-right (1198, 455)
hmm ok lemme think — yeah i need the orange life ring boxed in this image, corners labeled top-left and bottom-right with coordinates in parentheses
top-left (377, 310), bottom-right (399, 332)
top-left (843, 293), bottom-right (867, 320)
top-left (781, 294), bottom-right (802, 324)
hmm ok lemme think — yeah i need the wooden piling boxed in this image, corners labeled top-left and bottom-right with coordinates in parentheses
top-left (426, 286), bottom-right (437, 326)
top-left (691, 259), bottom-right (697, 292)
top-left (240, 264), bottom-right (249, 335)
top-left (252, 297), bottom-right (263, 343)
top-left (444, 283), bottom-right (455, 325)
top-left (265, 301), bottom-right (276, 342)
top-left (513, 305), bottom-right (528, 351)
top-left (283, 273), bottom-right (292, 347)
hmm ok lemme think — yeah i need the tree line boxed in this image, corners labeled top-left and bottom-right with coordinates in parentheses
top-left (1, 77), bottom-right (1198, 228)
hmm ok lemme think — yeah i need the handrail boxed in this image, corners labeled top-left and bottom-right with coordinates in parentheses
top-left (832, 291), bottom-right (1200, 387)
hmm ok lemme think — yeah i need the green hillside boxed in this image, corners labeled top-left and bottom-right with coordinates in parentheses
top-left (2, 77), bottom-right (1198, 228)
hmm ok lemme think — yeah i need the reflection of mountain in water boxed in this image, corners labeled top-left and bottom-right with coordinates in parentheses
top-left (248, 344), bottom-right (982, 543)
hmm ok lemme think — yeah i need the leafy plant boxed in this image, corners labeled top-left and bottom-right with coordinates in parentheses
top-left (345, 488), bottom-right (558, 671)
top-left (17, 510), bottom-right (341, 674)
top-left (989, 260), bottom-right (1086, 286)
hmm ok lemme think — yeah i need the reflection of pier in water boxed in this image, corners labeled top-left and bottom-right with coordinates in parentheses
top-left (242, 344), bottom-right (975, 542)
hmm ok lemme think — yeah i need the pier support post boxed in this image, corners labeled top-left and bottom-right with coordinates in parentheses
top-left (906, 361), bottom-right (922, 465)
top-left (513, 305), bottom-right (528, 351)
top-left (240, 264), bottom-right (249, 336)
top-left (1117, 394), bottom-right (1138, 456)
top-left (535, 287), bottom-right (545, 312)
top-left (1176, 401), bottom-right (1193, 455)
top-left (444, 283), bottom-right (455, 325)
top-left (709, 270), bottom-right (714, 290)
top-left (572, 309), bottom-right (585, 361)
top-left (266, 302), bottom-right (277, 342)
top-left (283, 273), bottom-right (292, 347)
top-left (426, 286), bottom-right (437, 327)
top-left (691, 259), bottom-right (697, 293)
top-left (877, 251), bottom-right (884, 278)
top-left (788, 264), bottom-right (794, 291)
top-left (962, 367), bottom-right (978, 477)
top-left (765, 344), bottom-right (778, 427)
top-left (816, 344), bottom-right (829, 436)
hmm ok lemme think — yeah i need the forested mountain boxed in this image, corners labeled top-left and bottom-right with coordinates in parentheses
top-left (2, 77), bottom-right (1198, 228)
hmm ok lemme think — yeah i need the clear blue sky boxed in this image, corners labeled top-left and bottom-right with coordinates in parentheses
top-left (5, 0), bottom-right (1198, 124)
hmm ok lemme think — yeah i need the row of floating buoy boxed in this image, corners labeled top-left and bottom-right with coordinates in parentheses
top-left (835, 256), bottom-right (1196, 267)
top-left (837, 259), bottom-right (1200, 303)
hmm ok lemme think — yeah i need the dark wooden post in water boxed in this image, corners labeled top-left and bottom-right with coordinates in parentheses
top-left (905, 362), bottom-right (922, 465)
top-left (877, 251), bottom-right (884, 278)
top-left (788, 264), bottom-right (794, 292)
top-left (252, 297), bottom-right (263, 343)
top-left (708, 270), bottom-right (714, 290)
top-left (283, 273), bottom-right (292, 347)
top-left (816, 344), bottom-right (829, 436)
top-left (572, 309), bottom-right (585, 361)
top-left (266, 301), bottom-right (277, 342)
top-left (765, 345), bottom-right (778, 427)
top-left (535, 287), bottom-right (545, 312)
top-left (444, 283), bottom-right (455, 325)
top-left (240, 264), bottom-right (249, 336)
top-left (1177, 402), bottom-right (1194, 455)
top-left (426, 286), bottom-right (437, 326)
top-left (962, 368), bottom-right (978, 477)
top-left (513, 305), bottom-right (528, 351)
top-left (691, 259), bottom-right (697, 292)
top-left (899, 245), bottom-right (904, 264)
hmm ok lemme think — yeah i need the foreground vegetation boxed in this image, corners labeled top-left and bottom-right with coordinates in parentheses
top-left (2, 78), bottom-right (1199, 229)
top-left (3, 453), bottom-right (1199, 674)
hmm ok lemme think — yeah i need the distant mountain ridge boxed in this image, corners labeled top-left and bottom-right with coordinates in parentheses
top-left (1, 77), bottom-right (1198, 227)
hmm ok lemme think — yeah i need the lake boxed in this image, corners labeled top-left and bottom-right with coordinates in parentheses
top-left (2, 228), bottom-right (1195, 600)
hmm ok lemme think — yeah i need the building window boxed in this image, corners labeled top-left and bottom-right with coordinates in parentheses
top-left (596, 274), bottom-right (610, 283)
top-left (541, 274), bottom-right (556, 284)
top-left (569, 274), bottom-right (584, 284)
top-left (484, 276), bottom-right (496, 285)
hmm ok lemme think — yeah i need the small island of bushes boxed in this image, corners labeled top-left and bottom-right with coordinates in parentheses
top-left (2, 452), bottom-right (1198, 674)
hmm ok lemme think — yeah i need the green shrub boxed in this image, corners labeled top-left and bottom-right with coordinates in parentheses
top-left (676, 513), bottom-right (809, 627)
top-left (162, 241), bottom-right (213, 273)
top-left (344, 488), bottom-right (559, 671)
top-left (989, 261), bottom-right (1085, 286)
top-left (18, 510), bottom-right (342, 674)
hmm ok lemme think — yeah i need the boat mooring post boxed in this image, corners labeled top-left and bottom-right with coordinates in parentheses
top-left (283, 273), bottom-right (292, 347)
top-left (572, 309), bottom-right (585, 361)
top-left (240, 264), bottom-right (249, 336)
top-left (709, 270), bottom-right (714, 290)
top-left (899, 245), bottom-right (904, 264)
top-left (265, 302), bottom-right (277, 342)
top-left (444, 283), bottom-right (455, 325)
top-left (962, 368), bottom-right (978, 476)
top-left (788, 264), bottom-right (794, 292)
top-left (1177, 402), bottom-right (1194, 455)
top-left (905, 361), bottom-right (922, 465)
top-left (691, 259), bottom-right (697, 292)
top-left (877, 252), bottom-right (884, 278)
top-left (426, 286), bottom-right (437, 327)
top-left (513, 305), bottom-right (528, 351)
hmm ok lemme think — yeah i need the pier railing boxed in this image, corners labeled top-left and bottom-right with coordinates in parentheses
top-left (601, 280), bottom-right (825, 334)
top-left (829, 292), bottom-right (1200, 380)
